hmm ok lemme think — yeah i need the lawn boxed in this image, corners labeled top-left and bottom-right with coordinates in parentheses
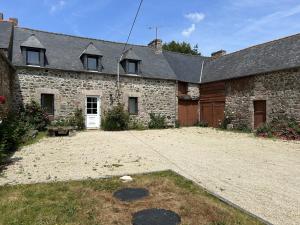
top-left (0, 171), bottom-right (264, 225)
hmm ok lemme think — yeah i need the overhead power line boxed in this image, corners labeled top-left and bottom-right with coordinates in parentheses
top-left (122, 0), bottom-right (144, 53)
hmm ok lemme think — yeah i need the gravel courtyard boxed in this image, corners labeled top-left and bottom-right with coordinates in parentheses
top-left (0, 127), bottom-right (299, 225)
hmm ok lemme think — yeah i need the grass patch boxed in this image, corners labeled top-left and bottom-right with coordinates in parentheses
top-left (21, 131), bottom-right (47, 147)
top-left (0, 171), bottom-right (265, 225)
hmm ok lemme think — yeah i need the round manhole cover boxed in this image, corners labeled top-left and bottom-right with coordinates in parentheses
top-left (132, 208), bottom-right (181, 225)
top-left (113, 188), bottom-right (149, 202)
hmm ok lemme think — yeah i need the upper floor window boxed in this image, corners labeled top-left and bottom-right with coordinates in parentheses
top-left (26, 49), bottom-right (40, 66)
top-left (87, 56), bottom-right (98, 71)
top-left (127, 61), bottom-right (138, 74)
top-left (178, 82), bottom-right (188, 95)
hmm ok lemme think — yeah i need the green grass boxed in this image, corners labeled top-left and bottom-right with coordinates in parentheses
top-left (0, 171), bottom-right (265, 225)
top-left (21, 131), bottom-right (47, 147)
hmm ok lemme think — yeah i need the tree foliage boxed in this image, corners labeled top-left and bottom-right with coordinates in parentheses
top-left (162, 41), bottom-right (201, 55)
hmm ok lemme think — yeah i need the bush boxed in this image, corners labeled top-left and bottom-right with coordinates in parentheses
top-left (256, 116), bottom-right (300, 140)
top-left (21, 100), bottom-right (50, 131)
top-left (102, 104), bottom-right (129, 131)
top-left (129, 118), bottom-right (146, 130)
top-left (196, 121), bottom-right (208, 127)
top-left (148, 113), bottom-right (166, 129)
top-left (235, 123), bottom-right (252, 133)
top-left (0, 114), bottom-right (32, 163)
top-left (69, 108), bottom-right (85, 130)
top-left (175, 120), bottom-right (180, 128)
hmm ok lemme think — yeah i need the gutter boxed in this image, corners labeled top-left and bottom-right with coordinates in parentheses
top-left (199, 60), bottom-right (205, 83)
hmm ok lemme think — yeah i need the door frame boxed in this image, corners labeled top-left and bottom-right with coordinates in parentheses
top-left (85, 95), bottom-right (101, 129)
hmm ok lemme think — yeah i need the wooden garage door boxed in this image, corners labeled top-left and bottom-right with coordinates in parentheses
top-left (200, 102), bottom-right (225, 128)
top-left (178, 100), bottom-right (199, 126)
top-left (254, 100), bottom-right (266, 128)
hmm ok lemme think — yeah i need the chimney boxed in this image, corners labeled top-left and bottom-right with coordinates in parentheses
top-left (211, 50), bottom-right (226, 59)
top-left (0, 13), bottom-right (3, 21)
top-left (148, 39), bottom-right (163, 54)
top-left (8, 17), bottom-right (18, 26)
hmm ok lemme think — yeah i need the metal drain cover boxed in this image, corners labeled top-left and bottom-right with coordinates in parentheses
top-left (113, 188), bottom-right (149, 202)
top-left (132, 208), bottom-right (181, 225)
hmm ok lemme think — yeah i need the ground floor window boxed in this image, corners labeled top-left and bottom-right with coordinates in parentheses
top-left (41, 94), bottom-right (54, 115)
top-left (128, 97), bottom-right (138, 115)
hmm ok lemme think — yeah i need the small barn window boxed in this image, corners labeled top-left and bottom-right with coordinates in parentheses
top-left (128, 97), bottom-right (138, 115)
top-left (41, 94), bottom-right (54, 115)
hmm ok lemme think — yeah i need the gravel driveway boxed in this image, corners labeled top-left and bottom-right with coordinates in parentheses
top-left (1, 127), bottom-right (299, 225)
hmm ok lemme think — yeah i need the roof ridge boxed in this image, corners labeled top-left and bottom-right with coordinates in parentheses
top-left (17, 27), bottom-right (151, 48)
top-left (217, 32), bottom-right (300, 60)
top-left (163, 49), bottom-right (209, 58)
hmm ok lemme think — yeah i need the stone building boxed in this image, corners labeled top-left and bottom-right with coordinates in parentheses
top-left (0, 50), bottom-right (15, 117)
top-left (0, 14), bottom-right (299, 129)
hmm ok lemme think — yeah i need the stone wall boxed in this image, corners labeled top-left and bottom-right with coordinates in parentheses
top-left (14, 67), bottom-right (177, 126)
top-left (0, 51), bottom-right (15, 117)
top-left (225, 69), bottom-right (300, 129)
top-left (187, 83), bottom-right (200, 100)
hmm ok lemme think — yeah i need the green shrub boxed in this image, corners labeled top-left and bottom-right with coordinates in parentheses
top-left (235, 123), bottom-right (252, 133)
top-left (196, 121), bottom-right (208, 127)
top-left (21, 100), bottom-right (50, 131)
top-left (0, 114), bottom-right (32, 163)
top-left (129, 118), bottom-right (146, 130)
top-left (102, 104), bottom-right (129, 131)
top-left (256, 115), bottom-right (300, 140)
top-left (69, 108), bottom-right (85, 130)
top-left (148, 113), bottom-right (166, 129)
top-left (175, 120), bottom-right (180, 128)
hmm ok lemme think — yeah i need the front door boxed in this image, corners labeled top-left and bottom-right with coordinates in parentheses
top-left (254, 100), bottom-right (266, 129)
top-left (86, 96), bottom-right (100, 129)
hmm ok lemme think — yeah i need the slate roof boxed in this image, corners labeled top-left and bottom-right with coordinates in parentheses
top-left (21, 34), bottom-right (45, 49)
top-left (1, 23), bottom-right (300, 84)
top-left (0, 21), bottom-right (13, 49)
top-left (202, 33), bottom-right (300, 83)
top-left (81, 42), bottom-right (102, 56)
top-left (10, 27), bottom-right (177, 80)
top-left (122, 48), bottom-right (141, 61)
top-left (163, 51), bottom-right (208, 83)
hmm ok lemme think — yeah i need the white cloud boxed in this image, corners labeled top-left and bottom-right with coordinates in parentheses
top-left (50, 0), bottom-right (66, 14)
top-left (185, 12), bottom-right (205, 23)
top-left (238, 4), bottom-right (300, 34)
top-left (182, 24), bottom-right (196, 37)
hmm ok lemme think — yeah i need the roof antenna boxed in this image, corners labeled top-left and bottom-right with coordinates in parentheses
top-left (149, 26), bottom-right (159, 40)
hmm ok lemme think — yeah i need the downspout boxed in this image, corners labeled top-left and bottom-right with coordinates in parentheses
top-left (116, 54), bottom-right (124, 102)
top-left (199, 60), bottom-right (205, 122)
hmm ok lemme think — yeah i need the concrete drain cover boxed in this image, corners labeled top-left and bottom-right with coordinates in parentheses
top-left (113, 188), bottom-right (149, 202)
top-left (132, 208), bottom-right (181, 225)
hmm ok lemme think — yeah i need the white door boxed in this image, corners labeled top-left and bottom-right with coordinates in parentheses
top-left (86, 96), bottom-right (100, 129)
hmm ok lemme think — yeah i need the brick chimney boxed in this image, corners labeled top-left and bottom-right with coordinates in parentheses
top-left (211, 50), bottom-right (226, 59)
top-left (148, 39), bottom-right (163, 54)
top-left (9, 18), bottom-right (18, 26)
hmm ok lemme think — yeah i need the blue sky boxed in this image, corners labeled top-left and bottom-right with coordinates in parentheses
top-left (2, 0), bottom-right (300, 56)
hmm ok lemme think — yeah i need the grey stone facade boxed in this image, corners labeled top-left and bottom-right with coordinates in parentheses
top-left (14, 67), bottom-right (177, 126)
top-left (187, 83), bottom-right (200, 100)
top-left (0, 51), bottom-right (14, 116)
top-left (225, 69), bottom-right (300, 129)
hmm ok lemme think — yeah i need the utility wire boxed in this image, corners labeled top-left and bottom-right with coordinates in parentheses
top-left (122, 0), bottom-right (144, 54)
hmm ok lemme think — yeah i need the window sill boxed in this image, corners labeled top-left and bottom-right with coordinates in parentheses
top-left (125, 73), bottom-right (140, 77)
top-left (26, 65), bottom-right (41, 68)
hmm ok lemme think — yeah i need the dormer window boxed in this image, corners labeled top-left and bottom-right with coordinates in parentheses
top-left (87, 56), bottom-right (98, 71)
top-left (121, 48), bottom-right (141, 75)
top-left (26, 49), bottom-right (40, 66)
top-left (127, 60), bottom-right (138, 74)
top-left (21, 34), bottom-right (46, 67)
top-left (81, 42), bottom-right (103, 72)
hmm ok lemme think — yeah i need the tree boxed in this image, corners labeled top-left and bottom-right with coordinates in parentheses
top-left (162, 41), bottom-right (201, 55)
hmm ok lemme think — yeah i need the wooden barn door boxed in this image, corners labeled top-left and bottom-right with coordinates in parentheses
top-left (178, 100), bottom-right (199, 126)
top-left (254, 100), bottom-right (266, 128)
top-left (200, 102), bottom-right (225, 127)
